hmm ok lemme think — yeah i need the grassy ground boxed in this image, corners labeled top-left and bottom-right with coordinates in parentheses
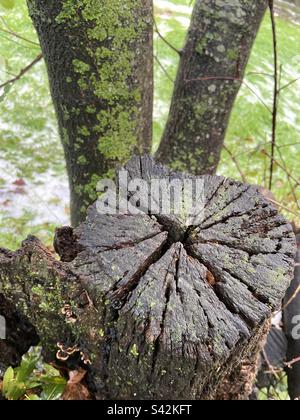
top-left (0, 0), bottom-right (299, 252)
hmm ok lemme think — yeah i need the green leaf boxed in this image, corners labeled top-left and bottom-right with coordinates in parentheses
top-left (0, 0), bottom-right (15, 10)
top-left (15, 346), bottom-right (42, 384)
top-left (2, 367), bottom-right (15, 398)
top-left (41, 383), bottom-right (66, 401)
top-left (1, 347), bottom-right (67, 400)
top-left (25, 394), bottom-right (41, 401)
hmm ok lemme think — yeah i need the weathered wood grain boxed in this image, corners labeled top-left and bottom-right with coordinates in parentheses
top-left (0, 155), bottom-right (296, 399)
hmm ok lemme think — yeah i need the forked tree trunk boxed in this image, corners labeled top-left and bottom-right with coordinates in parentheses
top-left (0, 156), bottom-right (296, 399)
top-left (27, 0), bottom-right (153, 226)
top-left (156, 0), bottom-right (267, 175)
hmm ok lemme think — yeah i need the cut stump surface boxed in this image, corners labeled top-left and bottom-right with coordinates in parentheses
top-left (0, 156), bottom-right (296, 399)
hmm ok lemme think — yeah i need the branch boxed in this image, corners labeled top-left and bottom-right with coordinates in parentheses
top-left (281, 283), bottom-right (300, 313)
top-left (0, 26), bottom-right (40, 47)
top-left (0, 53), bottom-right (43, 90)
top-left (267, 198), bottom-right (300, 218)
top-left (285, 356), bottom-right (300, 369)
top-left (268, 0), bottom-right (280, 191)
top-left (262, 149), bottom-right (300, 187)
top-left (275, 145), bottom-right (300, 211)
top-left (154, 54), bottom-right (174, 83)
top-left (279, 77), bottom-right (300, 92)
top-left (223, 145), bottom-right (247, 183)
top-left (154, 19), bottom-right (182, 56)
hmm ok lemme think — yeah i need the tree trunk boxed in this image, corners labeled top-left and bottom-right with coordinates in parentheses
top-left (156, 0), bottom-right (267, 175)
top-left (27, 0), bottom-right (153, 226)
top-left (0, 156), bottom-right (296, 400)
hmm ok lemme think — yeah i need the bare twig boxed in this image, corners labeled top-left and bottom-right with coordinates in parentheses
top-left (268, 0), bottom-right (279, 191)
top-left (243, 80), bottom-right (273, 113)
top-left (275, 145), bottom-right (300, 211)
top-left (246, 71), bottom-right (274, 79)
top-left (0, 53), bottom-right (43, 90)
top-left (0, 26), bottom-right (40, 47)
top-left (281, 284), bottom-right (300, 313)
top-left (279, 77), bottom-right (300, 92)
top-left (154, 54), bottom-right (174, 83)
top-left (267, 198), bottom-right (300, 218)
top-left (262, 349), bottom-right (280, 380)
top-left (277, 142), bottom-right (300, 149)
top-left (262, 150), bottom-right (300, 187)
top-left (223, 145), bottom-right (247, 183)
top-left (0, 68), bottom-right (17, 78)
top-left (285, 356), bottom-right (300, 369)
top-left (154, 19), bottom-right (182, 56)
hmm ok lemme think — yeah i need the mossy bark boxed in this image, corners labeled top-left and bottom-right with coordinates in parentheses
top-left (27, 0), bottom-right (153, 226)
top-left (156, 0), bottom-right (267, 175)
top-left (0, 156), bottom-right (296, 400)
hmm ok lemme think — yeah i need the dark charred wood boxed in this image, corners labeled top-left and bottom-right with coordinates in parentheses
top-left (0, 156), bottom-right (296, 400)
top-left (284, 232), bottom-right (300, 400)
top-left (0, 293), bottom-right (38, 376)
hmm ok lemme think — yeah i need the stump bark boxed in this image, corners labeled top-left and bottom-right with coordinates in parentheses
top-left (0, 156), bottom-right (296, 400)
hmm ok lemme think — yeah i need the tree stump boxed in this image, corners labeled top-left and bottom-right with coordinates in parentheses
top-left (0, 156), bottom-right (296, 400)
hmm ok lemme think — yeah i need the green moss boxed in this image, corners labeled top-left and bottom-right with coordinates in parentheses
top-left (77, 155), bottom-right (88, 165)
top-left (227, 48), bottom-right (238, 61)
top-left (97, 107), bottom-right (138, 161)
top-left (78, 126), bottom-right (90, 137)
top-left (61, 127), bottom-right (70, 145)
top-left (86, 105), bottom-right (97, 114)
top-left (130, 344), bottom-right (139, 358)
top-left (72, 59), bottom-right (90, 74)
top-left (208, 155), bottom-right (215, 164)
top-left (56, 0), bottom-right (146, 165)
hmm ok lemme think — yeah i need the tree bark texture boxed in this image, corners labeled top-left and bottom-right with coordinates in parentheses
top-left (156, 0), bottom-right (267, 175)
top-left (0, 156), bottom-right (296, 399)
top-left (27, 0), bottom-right (153, 226)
